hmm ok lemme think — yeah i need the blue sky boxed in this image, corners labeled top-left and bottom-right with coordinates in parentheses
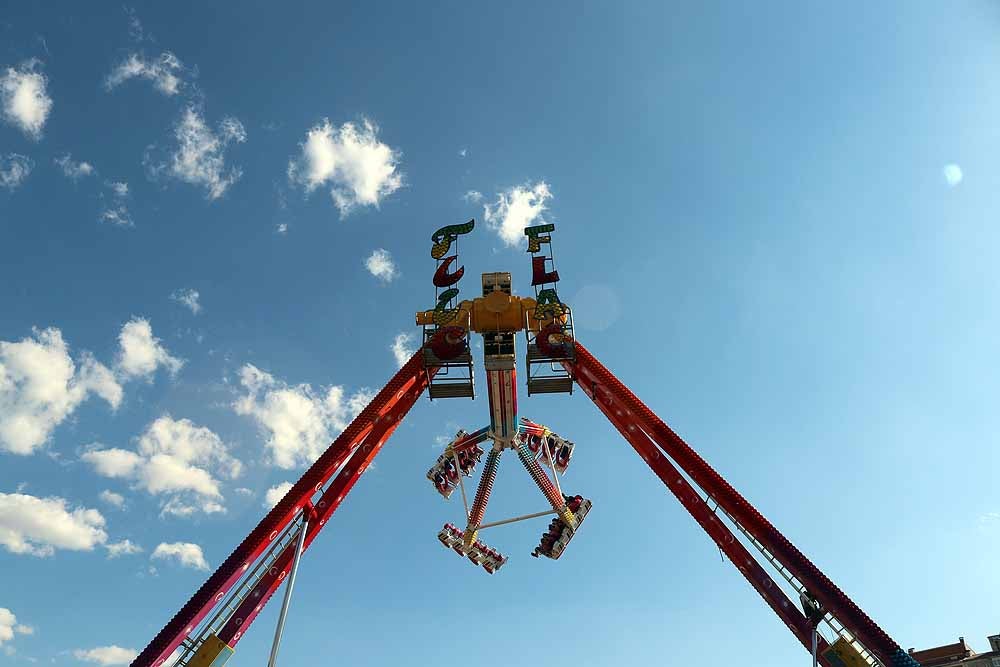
top-left (2, 2), bottom-right (1000, 666)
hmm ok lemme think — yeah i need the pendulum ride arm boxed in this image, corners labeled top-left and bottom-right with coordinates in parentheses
top-left (131, 352), bottom-right (436, 667)
top-left (564, 342), bottom-right (920, 667)
top-left (515, 439), bottom-right (575, 528)
top-left (463, 448), bottom-right (501, 547)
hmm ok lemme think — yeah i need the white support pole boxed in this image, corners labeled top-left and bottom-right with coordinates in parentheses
top-left (541, 438), bottom-right (564, 499)
top-left (452, 450), bottom-right (470, 520)
top-left (476, 509), bottom-right (557, 531)
top-left (266, 513), bottom-right (309, 667)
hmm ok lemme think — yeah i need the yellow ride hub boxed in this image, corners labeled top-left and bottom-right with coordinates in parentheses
top-left (463, 529), bottom-right (479, 549)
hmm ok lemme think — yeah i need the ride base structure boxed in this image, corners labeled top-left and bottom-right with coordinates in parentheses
top-left (130, 221), bottom-right (922, 667)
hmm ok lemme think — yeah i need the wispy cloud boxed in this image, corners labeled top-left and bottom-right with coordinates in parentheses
top-left (390, 332), bottom-right (415, 368)
top-left (233, 364), bottom-right (371, 469)
top-left (147, 107), bottom-right (246, 200)
top-left (124, 6), bottom-right (149, 42)
top-left (0, 60), bottom-right (52, 139)
top-left (99, 180), bottom-right (132, 227)
top-left (0, 154), bottom-right (32, 190)
top-left (55, 154), bottom-right (95, 180)
top-left (98, 490), bottom-right (125, 508)
top-left (0, 492), bottom-right (109, 556)
top-left (83, 415), bottom-right (241, 518)
top-left (0, 327), bottom-right (122, 455)
top-left (116, 317), bottom-right (183, 380)
top-left (483, 181), bottom-right (552, 246)
top-left (170, 288), bottom-right (202, 315)
top-left (0, 609), bottom-right (34, 648)
top-left (105, 539), bottom-right (142, 558)
top-left (151, 541), bottom-right (209, 570)
top-left (264, 481), bottom-right (293, 508)
top-left (105, 52), bottom-right (185, 96)
top-left (364, 248), bottom-right (397, 282)
top-left (74, 646), bottom-right (139, 666)
top-left (288, 118), bottom-right (402, 216)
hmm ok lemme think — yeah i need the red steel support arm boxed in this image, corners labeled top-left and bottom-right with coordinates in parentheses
top-left (585, 377), bottom-right (833, 662)
top-left (216, 387), bottom-right (420, 646)
top-left (132, 353), bottom-right (433, 667)
top-left (566, 343), bottom-right (915, 667)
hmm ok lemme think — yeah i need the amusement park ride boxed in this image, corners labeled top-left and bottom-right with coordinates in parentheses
top-left (130, 221), bottom-right (923, 667)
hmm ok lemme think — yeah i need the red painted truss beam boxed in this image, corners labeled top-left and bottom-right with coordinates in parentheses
top-left (216, 391), bottom-right (417, 645)
top-left (132, 353), bottom-right (433, 667)
top-left (566, 343), bottom-right (901, 666)
top-left (584, 375), bottom-right (833, 662)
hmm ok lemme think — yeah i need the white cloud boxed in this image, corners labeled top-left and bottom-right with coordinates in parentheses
top-left (0, 327), bottom-right (122, 455)
top-left (73, 646), bottom-right (139, 666)
top-left (105, 52), bottom-right (184, 96)
top-left (0, 492), bottom-right (108, 556)
top-left (943, 163), bottom-right (963, 187)
top-left (84, 449), bottom-right (142, 478)
top-left (458, 148), bottom-right (467, 158)
top-left (287, 118), bottom-right (402, 216)
top-left (264, 481), bottom-right (293, 508)
top-left (0, 154), bottom-right (33, 190)
top-left (276, 223), bottom-right (288, 235)
top-left (0, 60), bottom-right (52, 139)
top-left (390, 332), bottom-right (415, 368)
top-left (170, 288), bottom-right (201, 315)
top-left (233, 364), bottom-right (372, 469)
top-left (233, 487), bottom-right (253, 497)
top-left (150, 107), bottom-right (246, 200)
top-left (55, 154), bottom-right (95, 180)
top-left (463, 190), bottom-right (482, 203)
top-left (0, 608), bottom-right (33, 647)
top-left (98, 490), bottom-right (125, 508)
top-left (100, 181), bottom-right (132, 227)
top-left (105, 539), bottom-right (142, 558)
top-left (83, 415), bottom-right (241, 517)
top-left (117, 317), bottom-right (183, 380)
top-left (0, 610), bottom-right (12, 646)
top-left (364, 248), bottom-right (397, 282)
top-left (483, 181), bottom-right (552, 247)
top-left (151, 542), bottom-right (208, 570)
top-left (0, 615), bottom-right (31, 660)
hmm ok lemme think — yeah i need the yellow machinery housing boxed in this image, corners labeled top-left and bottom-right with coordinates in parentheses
top-left (187, 634), bottom-right (234, 667)
top-left (822, 637), bottom-right (870, 667)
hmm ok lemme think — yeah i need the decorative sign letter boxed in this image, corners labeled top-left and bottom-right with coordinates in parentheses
top-left (433, 255), bottom-right (465, 287)
top-left (531, 256), bottom-right (559, 286)
top-left (534, 289), bottom-right (566, 320)
top-left (431, 219), bottom-right (476, 259)
top-left (433, 287), bottom-right (461, 325)
top-left (524, 223), bottom-right (555, 253)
